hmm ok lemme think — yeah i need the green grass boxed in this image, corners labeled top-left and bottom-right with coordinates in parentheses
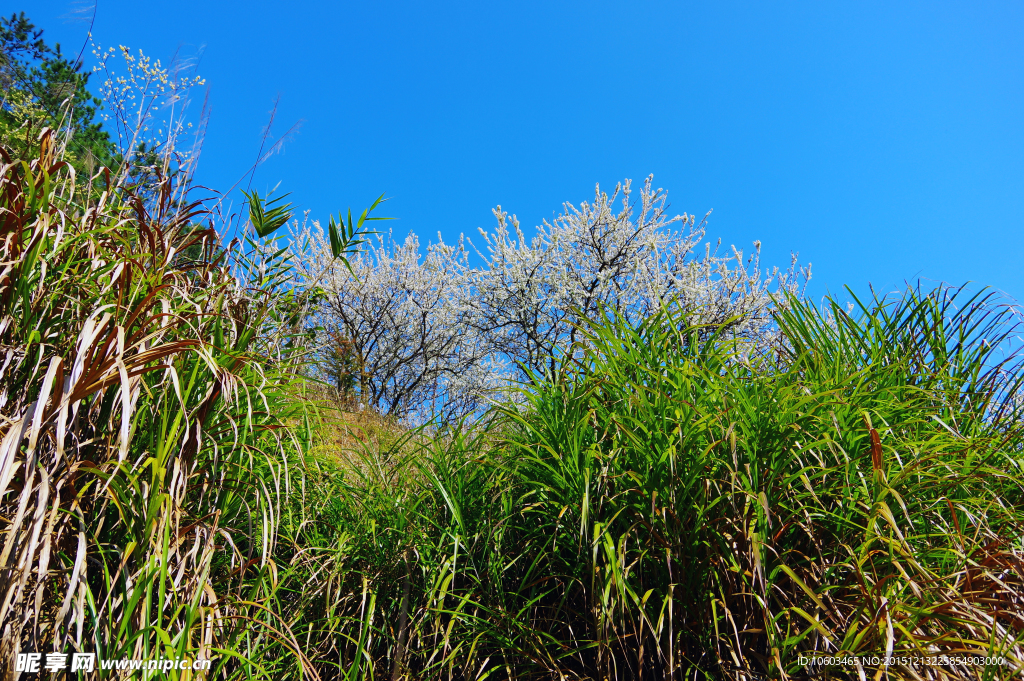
top-left (2, 132), bottom-right (1022, 680)
top-left (0, 133), bottom-right (321, 677)
top-left (258, 287), bottom-right (1024, 680)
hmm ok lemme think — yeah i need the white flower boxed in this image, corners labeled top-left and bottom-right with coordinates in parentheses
top-left (293, 176), bottom-right (809, 422)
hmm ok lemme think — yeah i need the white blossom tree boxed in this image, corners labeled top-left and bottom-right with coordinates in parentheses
top-left (295, 175), bottom-right (808, 422)
top-left (469, 175), bottom-right (808, 380)
top-left (295, 228), bottom-right (501, 423)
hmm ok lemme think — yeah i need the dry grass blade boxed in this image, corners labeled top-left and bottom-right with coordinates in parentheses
top-left (0, 131), bottom-right (317, 677)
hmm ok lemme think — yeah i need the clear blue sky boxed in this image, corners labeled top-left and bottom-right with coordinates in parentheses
top-left (31, 0), bottom-right (1024, 302)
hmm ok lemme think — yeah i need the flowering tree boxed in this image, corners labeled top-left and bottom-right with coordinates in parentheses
top-left (471, 176), bottom-right (808, 380)
top-left (297, 229), bottom-right (501, 422)
top-left (298, 175), bottom-right (808, 422)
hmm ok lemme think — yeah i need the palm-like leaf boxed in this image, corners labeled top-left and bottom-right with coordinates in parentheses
top-left (328, 192), bottom-right (391, 274)
top-left (243, 188), bottom-right (293, 238)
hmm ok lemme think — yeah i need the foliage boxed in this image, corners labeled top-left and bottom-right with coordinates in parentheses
top-left (0, 11), bottom-right (208, 206)
top-left (327, 193), bottom-right (390, 272)
top-left (2, 16), bottom-right (1021, 681)
top-left (244, 189), bottom-right (295, 238)
top-left (0, 128), bottom-right (325, 676)
top-left (3, 123), bottom-right (1021, 681)
top-left (0, 12), bottom-right (115, 176)
top-left (297, 228), bottom-right (501, 422)
top-left (241, 284), bottom-right (1024, 680)
top-left (471, 286), bottom-right (1024, 679)
top-left (299, 175), bottom-right (809, 423)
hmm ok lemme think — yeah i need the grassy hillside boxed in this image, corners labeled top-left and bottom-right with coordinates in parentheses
top-left (1, 132), bottom-right (1023, 680)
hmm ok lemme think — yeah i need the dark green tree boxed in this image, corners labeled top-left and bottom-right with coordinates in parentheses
top-left (0, 11), bottom-right (115, 174)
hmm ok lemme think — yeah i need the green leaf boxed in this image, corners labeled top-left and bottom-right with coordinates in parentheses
top-left (328, 216), bottom-right (343, 259)
top-left (325, 193), bottom-right (393, 271)
top-left (243, 189), bottom-right (293, 238)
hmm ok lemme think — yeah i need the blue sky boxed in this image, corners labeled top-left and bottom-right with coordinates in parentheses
top-left (32, 0), bottom-right (1024, 302)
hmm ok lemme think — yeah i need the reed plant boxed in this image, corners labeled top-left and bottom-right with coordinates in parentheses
top-left (472, 287), bottom-right (1024, 679)
top-left (258, 285), bottom-right (1024, 680)
top-left (0, 129), bottom-right (327, 678)
top-left (3, 129), bottom-right (1022, 680)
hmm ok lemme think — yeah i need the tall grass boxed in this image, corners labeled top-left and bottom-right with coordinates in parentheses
top-left (2, 129), bottom-right (1022, 680)
top-left (0, 130), bottom-right (320, 677)
top-left (260, 286), bottom-right (1024, 680)
top-left (479, 287), bottom-right (1024, 678)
